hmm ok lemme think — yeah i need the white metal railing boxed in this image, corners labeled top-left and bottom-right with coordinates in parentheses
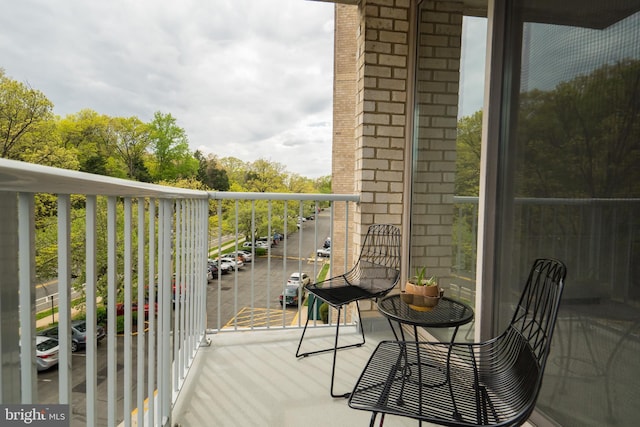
top-left (0, 158), bottom-right (360, 426)
top-left (1, 158), bottom-right (209, 427)
top-left (452, 195), bottom-right (640, 293)
top-left (206, 191), bottom-right (359, 332)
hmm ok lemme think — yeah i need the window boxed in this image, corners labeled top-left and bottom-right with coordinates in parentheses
top-left (495, 1), bottom-right (640, 425)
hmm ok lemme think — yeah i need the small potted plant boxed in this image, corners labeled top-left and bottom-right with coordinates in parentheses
top-left (405, 267), bottom-right (439, 297)
top-left (402, 267), bottom-right (442, 310)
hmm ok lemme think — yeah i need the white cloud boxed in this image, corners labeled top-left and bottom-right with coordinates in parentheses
top-left (0, 0), bottom-right (335, 178)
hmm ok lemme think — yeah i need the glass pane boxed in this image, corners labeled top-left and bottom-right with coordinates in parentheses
top-left (497, 2), bottom-right (640, 425)
top-left (411, 5), bottom-right (482, 342)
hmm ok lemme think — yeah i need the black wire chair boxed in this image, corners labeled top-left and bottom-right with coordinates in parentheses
top-left (296, 224), bottom-right (401, 398)
top-left (348, 258), bottom-right (567, 426)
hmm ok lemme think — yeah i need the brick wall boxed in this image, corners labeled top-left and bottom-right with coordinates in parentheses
top-left (354, 0), bottom-right (411, 251)
top-left (332, 0), bottom-right (462, 283)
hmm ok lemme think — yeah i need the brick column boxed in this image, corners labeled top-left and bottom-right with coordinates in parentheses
top-left (354, 0), bottom-right (411, 248)
top-left (332, 0), bottom-right (461, 285)
top-left (332, 3), bottom-right (359, 273)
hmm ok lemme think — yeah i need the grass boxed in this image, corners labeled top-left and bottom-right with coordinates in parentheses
top-left (304, 263), bottom-right (330, 307)
top-left (36, 297), bottom-right (85, 321)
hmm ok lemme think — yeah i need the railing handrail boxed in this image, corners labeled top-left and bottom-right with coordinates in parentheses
top-left (208, 191), bottom-right (359, 202)
top-left (1, 158), bottom-right (361, 203)
top-left (0, 158), bottom-right (209, 198)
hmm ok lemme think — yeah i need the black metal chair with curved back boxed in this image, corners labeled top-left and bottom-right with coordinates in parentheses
top-left (348, 258), bottom-right (567, 426)
top-left (296, 224), bottom-right (401, 398)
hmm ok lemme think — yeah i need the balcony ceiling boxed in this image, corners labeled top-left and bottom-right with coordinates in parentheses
top-left (522, 0), bottom-right (640, 29)
top-left (314, 0), bottom-right (639, 29)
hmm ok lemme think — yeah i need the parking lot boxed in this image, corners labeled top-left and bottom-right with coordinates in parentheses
top-left (206, 211), bottom-right (331, 330)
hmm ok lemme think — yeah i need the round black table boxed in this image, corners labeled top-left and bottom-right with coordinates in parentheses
top-left (377, 294), bottom-right (475, 422)
top-left (378, 294), bottom-right (474, 342)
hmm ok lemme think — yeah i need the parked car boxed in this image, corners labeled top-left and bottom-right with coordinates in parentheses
top-left (279, 285), bottom-right (305, 306)
top-left (208, 263), bottom-right (219, 279)
top-left (36, 336), bottom-right (59, 372)
top-left (257, 236), bottom-right (274, 247)
top-left (316, 247), bottom-right (331, 258)
top-left (229, 250), bottom-right (252, 262)
top-left (287, 272), bottom-right (311, 287)
top-left (209, 259), bottom-right (230, 274)
top-left (224, 252), bottom-right (246, 263)
top-left (38, 320), bottom-right (106, 352)
top-left (219, 255), bottom-right (244, 270)
top-left (116, 300), bottom-right (158, 319)
top-left (242, 241), bottom-right (269, 250)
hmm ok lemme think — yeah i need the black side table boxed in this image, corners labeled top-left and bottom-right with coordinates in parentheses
top-left (378, 294), bottom-right (474, 343)
top-left (376, 294), bottom-right (475, 425)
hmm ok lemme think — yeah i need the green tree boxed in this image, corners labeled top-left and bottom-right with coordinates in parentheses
top-left (286, 173), bottom-right (315, 193)
top-left (0, 69), bottom-right (55, 159)
top-left (58, 109), bottom-right (113, 175)
top-left (245, 158), bottom-right (287, 192)
top-left (314, 175), bottom-right (332, 194)
top-left (107, 116), bottom-right (151, 181)
top-left (157, 176), bottom-right (209, 191)
top-left (517, 59), bottom-right (640, 198)
top-left (219, 156), bottom-right (250, 187)
top-left (148, 111), bottom-right (198, 181)
top-left (455, 110), bottom-right (482, 196)
top-left (195, 151), bottom-right (230, 191)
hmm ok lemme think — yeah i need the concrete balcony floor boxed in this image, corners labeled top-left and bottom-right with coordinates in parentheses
top-left (172, 322), bottom-right (422, 427)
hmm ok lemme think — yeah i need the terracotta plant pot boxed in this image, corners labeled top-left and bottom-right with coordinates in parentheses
top-left (405, 281), bottom-right (440, 297)
top-left (403, 282), bottom-right (443, 311)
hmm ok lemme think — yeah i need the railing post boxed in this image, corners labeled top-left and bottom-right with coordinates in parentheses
top-left (57, 194), bottom-right (72, 404)
top-left (85, 195), bottom-right (98, 426)
top-left (18, 193), bottom-right (37, 403)
top-left (0, 192), bottom-right (22, 403)
top-left (107, 196), bottom-right (118, 427)
top-left (159, 199), bottom-right (173, 426)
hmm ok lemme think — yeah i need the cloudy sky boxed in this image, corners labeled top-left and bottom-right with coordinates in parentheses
top-left (1, 1), bottom-right (486, 179)
top-left (460, 17), bottom-right (487, 118)
top-left (0, 0), bottom-right (336, 178)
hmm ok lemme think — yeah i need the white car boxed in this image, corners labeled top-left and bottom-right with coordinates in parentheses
top-left (219, 255), bottom-right (244, 269)
top-left (209, 259), bottom-right (230, 274)
top-left (287, 272), bottom-right (311, 287)
top-left (36, 336), bottom-right (59, 372)
top-left (230, 250), bottom-right (253, 263)
top-left (316, 247), bottom-right (331, 258)
top-left (242, 241), bottom-right (269, 250)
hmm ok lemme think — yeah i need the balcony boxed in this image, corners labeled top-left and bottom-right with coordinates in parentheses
top-left (3, 158), bottom-right (639, 427)
top-left (1, 158), bottom-right (390, 427)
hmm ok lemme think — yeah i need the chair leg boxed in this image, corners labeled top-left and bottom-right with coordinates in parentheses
top-left (296, 302), bottom-right (366, 398)
top-left (295, 311), bottom-right (312, 358)
top-left (296, 302), bottom-right (366, 358)
top-left (369, 412), bottom-right (377, 427)
top-left (330, 307), bottom-right (351, 398)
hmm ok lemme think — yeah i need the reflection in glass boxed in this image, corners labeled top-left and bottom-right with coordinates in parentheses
top-left (498, 2), bottom-right (640, 426)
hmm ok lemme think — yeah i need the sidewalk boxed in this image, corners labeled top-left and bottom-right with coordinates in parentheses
top-left (36, 306), bottom-right (83, 329)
